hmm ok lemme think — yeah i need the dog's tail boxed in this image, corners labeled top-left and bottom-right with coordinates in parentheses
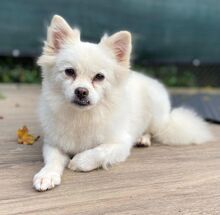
top-left (154, 107), bottom-right (214, 145)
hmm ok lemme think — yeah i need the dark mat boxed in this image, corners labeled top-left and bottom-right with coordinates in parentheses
top-left (171, 93), bottom-right (220, 123)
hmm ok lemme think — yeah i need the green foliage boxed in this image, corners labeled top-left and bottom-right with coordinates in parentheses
top-left (0, 92), bottom-right (6, 99)
top-left (0, 57), bottom-right (41, 83)
top-left (135, 66), bottom-right (197, 87)
top-left (0, 57), bottom-right (218, 87)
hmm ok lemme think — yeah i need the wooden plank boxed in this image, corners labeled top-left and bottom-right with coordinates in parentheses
top-left (0, 84), bottom-right (220, 215)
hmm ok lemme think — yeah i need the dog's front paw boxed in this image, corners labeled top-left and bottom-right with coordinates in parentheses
top-left (33, 170), bottom-right (61, 191)
top-left (68, 150), bottom-right (101, 172)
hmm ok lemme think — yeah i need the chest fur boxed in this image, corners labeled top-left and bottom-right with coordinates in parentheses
top-left (41, 108), bottom-right (108, 154)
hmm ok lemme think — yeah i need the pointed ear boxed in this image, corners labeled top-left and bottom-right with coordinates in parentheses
top-left (100, 31), bottom-right (132, 68)
top-left (37, 15), bottom-right (80, 67)
top-left (46, 15), bottom-right (80, 53)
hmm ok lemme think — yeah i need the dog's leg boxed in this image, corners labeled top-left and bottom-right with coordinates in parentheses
top-left (136, 132), bottom-right (151, 147)
top-left (68, 134), bottom-right (132, 172)
top-left (33, 143), bottom-right (69, 191)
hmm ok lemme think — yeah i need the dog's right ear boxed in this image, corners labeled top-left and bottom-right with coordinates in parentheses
top-left (47, 15), bottom-right (80, 51)
top-left (38, 15), bottom-right (80, 67)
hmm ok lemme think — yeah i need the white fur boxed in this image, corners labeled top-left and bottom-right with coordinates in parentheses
top-left (33, 15), bottom-right (213, 191)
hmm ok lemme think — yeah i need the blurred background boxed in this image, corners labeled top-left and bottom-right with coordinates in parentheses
top-left (0, 0), bottom-right (220, 122)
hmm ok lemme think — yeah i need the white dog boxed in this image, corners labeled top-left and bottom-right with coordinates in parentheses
top-left (33, 15), bottom-right (213, 191)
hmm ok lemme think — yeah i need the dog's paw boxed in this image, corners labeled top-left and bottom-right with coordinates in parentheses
top-left (136, 133), bottom-right (151, 147)
top-left (68, 150), bottom-right (101, 172)
top-left (33, 170), bottom-right (61, 191)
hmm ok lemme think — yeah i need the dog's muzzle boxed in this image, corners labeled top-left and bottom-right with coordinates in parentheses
top-left (72, 87), bottom-right (90, 107)
top-left (72, 98), bottom-right (90, 107)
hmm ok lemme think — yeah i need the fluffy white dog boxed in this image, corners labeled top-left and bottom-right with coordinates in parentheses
top-left (34, 15), bottom-right (213, 191)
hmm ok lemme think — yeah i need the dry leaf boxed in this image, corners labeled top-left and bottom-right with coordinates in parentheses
top-left (16, 126), bottom-right (40, 145)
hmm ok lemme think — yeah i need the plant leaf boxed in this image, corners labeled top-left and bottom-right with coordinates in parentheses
top-left (16, 126), bottom-right (39, 145)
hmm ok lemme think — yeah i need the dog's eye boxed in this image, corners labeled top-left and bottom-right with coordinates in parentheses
top-left (64, 68), bottom-right (76, 78)
top-left (93, 73), bottom-right (105, 81)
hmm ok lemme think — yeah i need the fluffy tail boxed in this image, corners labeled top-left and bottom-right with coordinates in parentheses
top-left (155, 107), bottom-right (214, 145)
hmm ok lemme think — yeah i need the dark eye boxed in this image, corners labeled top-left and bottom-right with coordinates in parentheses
top-left (93, 73), bottom-right (105, 81)
top-left (64, 68), bottom-right (76, 78)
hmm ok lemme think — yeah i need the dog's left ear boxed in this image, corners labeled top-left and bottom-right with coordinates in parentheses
top-left (100, 31), bottom-right (132, 68)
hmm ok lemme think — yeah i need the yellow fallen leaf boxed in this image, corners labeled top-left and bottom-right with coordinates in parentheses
top-left (16, 126), bottom-right (40, 145)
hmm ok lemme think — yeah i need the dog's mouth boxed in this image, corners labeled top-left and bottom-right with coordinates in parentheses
top-left (72, 99), bottom-right (91, 107)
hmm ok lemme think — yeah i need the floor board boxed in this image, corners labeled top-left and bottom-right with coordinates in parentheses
top-left (0, 84), bottom-right (219, 215)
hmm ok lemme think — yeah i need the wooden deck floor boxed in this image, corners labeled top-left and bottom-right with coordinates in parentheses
top-left (0, 84), bottom-right (220, 215)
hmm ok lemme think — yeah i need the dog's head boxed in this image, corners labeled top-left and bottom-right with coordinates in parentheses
top-left (38, 15), bottom-right (132, 110)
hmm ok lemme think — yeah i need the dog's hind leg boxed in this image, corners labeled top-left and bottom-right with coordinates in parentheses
top-left (136, 132), bottom-right (151, 147)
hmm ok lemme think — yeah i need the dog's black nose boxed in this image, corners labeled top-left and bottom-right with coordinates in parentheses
top-left (75, 87), bottom-right (89, 99)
